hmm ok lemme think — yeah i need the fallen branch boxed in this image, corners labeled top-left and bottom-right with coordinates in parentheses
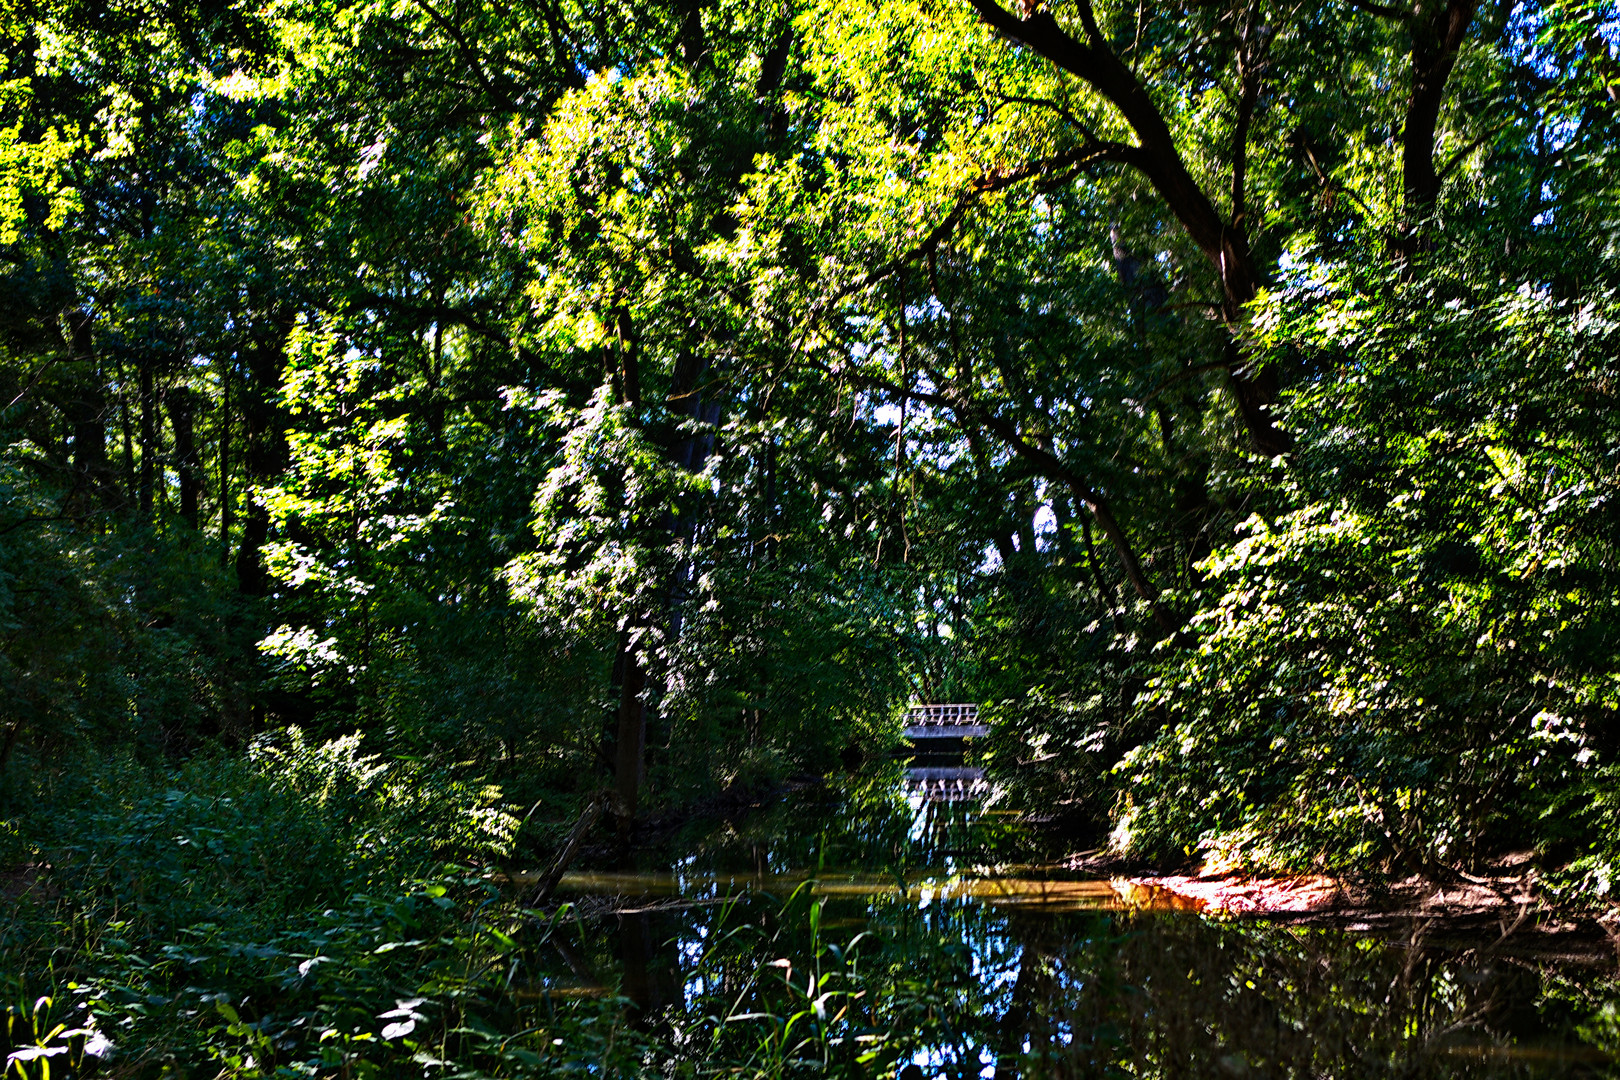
top-left (530, 792), bottom-right (606, 906)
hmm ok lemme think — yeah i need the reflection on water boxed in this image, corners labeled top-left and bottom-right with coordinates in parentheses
top-left (533, 757), bottom-right (1620, 1078)
top-left (555, 870), bottom-right (1183, 912)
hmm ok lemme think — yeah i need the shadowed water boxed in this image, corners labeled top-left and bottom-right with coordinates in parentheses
top-left (529, 758), bottom-right (1620, 1078)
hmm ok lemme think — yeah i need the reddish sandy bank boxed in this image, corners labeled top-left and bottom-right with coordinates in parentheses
top-left (1111, 857), bottom-right (1541, 919)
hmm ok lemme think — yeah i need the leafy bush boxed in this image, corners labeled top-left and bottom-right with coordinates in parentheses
top-left (0, 729), bottom-right (586, 1075)
top-left (1116, 252), bottom-right (1620, 874)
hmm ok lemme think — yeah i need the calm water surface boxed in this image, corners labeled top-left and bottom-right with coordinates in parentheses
top-left (540, 758), bottom-right (1620, 1078)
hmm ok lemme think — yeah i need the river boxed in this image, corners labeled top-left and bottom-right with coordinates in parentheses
top-left (531, 756), bottom-right (1620, 1078)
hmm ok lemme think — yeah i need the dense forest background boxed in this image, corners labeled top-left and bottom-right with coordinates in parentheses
top-left (6, 0), bottom-right (1620, 1070)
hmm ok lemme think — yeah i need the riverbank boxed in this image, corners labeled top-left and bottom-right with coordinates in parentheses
top-left (1093, 849), bottom-right (1620, 947)
top-left (1114, 868), bottom-right (1547, 918)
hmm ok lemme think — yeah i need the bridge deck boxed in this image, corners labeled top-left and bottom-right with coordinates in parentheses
top-left (902, 724), bottom-right (990, 738)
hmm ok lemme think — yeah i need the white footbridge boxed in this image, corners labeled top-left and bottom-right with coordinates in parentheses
top-left (902, 703), bottom-right (989, 739)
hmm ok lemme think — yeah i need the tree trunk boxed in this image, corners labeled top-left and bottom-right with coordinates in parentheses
top-left (61, 309), bottom-right (112, 508)
top-left (119, 357), bottom-right (136, 503)
top-left (167, 385), bottom-right (201, 528)
top-left (613, 636), bottom-right (647, 821)
top-left (138, 360), bottom-right (156, 517)
top-left (235, 319), bottom-right (294, 595)
top-left (219, 361), bottom-right (231, 551)
top-left (602, 17), bottom-right (786, 815)
top-left (1401, 1), bottom-right (1480, 246)
top-left (530, 792), bottom-right (605, 904)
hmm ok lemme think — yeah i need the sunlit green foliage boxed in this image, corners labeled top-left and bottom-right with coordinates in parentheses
top-left (1122, 217), bottom-right (1620, 873)
top-left (7, 0), bottom-right (1620, 1070)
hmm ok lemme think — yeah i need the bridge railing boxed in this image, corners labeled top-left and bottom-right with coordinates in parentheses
top-left (902, 703), bottom-right (989, 738)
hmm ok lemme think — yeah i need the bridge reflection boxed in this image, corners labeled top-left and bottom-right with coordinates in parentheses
top-left (903, 764), bottom-right (988, 802)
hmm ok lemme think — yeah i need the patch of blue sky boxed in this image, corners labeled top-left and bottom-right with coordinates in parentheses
top-left (1032, 502), bottom-right (1058, 552)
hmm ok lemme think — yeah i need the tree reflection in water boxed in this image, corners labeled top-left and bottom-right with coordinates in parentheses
top-left (549, 767), bottom-right (1620, 1078)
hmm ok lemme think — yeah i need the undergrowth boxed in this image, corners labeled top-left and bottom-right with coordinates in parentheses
top-left (0, 729), bottom-right (651, 1076)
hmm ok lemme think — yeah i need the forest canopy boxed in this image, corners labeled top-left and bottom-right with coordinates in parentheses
top-left (5, 0), bottom-right (1620, 1070)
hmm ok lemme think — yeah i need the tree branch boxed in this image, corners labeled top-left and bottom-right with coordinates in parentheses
top-left (963, 0), bottom-right (1291, 456)
top-left (1346, 0), bottom-right (1411, 19)
top-left (819, 141), bottom-right (1137, 312)
top-left (1435, 120), bottom-right (1507, 183)
top-left (964, 0), bottom-right (1252, 302)
top-left (836, 362), bottom-right (1180, 635)
top-left (407, 0), bottom-right (522, 112)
